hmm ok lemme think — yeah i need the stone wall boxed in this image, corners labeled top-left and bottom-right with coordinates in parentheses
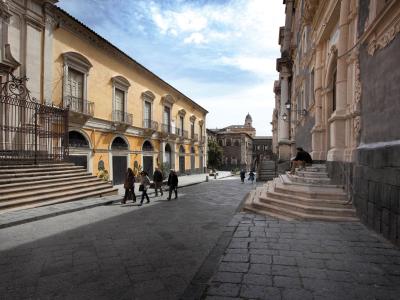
top-left (294, 115), bottom-right (315, 153)
top-left (353, 20), bottom-right (400, 245)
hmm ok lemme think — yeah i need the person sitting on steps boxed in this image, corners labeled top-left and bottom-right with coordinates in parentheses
top-left (290, 147), bottom-right (313, 174)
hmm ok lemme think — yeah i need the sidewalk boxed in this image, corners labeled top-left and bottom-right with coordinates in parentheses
top-left (0, 171), bottom-right (232, 229)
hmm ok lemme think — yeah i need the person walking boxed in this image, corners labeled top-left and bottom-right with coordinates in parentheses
top-left (167, 169), bottom-right (178, 200)
top-left (122, 168), bottom-right (136, 204)
top-left (139, 171), bottom-right (151, 206)
top-left (248, 170), bottom-right (255, 184)
top-left (153, 167), bottom-right (164, 197)
top-left (240, 169), bottom-right (246, 183)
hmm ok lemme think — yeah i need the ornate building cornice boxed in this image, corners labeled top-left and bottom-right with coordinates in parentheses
top-left (367, 18), bottom-right (400, 55)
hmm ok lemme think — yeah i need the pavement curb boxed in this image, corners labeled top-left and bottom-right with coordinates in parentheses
top-left (0, 174), bottom-right (234, 229)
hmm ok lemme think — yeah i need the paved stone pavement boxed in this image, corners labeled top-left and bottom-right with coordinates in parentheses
top-left (0, 176), bottom-right (255, 300)
top-left (0, 171), bottom-right (232, 229)
top-left (202, 213), bottom-right (400, 300)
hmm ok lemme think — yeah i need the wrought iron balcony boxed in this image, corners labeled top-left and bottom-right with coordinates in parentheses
top-left (112, 110), bottom-right (133, 125)
top-left (143, 119), bottom-right (158, 131)
top-left (180, 129), bottom-right (188, 139)
top-left (161, 123), bottom-right (173, 134)
top-left (64, 95), bottom-right (94, 116)
top-left (200, 136), bottom-right (206, 144)
top-left (192, 133), bottom-right (199, 142)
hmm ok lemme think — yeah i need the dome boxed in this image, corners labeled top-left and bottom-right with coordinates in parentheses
top-left (245, 113), bottom-right (252, 126)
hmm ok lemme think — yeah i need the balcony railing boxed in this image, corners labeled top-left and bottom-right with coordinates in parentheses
top-left (113, 110), bottom-right (133, 125)
top-left (180, 129), bottom-right (188, 139)
top-left (200, 136), bottom-right (206, 144)
top-left (64, 95), bottom-right (94, 116)
top-left (143, 119), bottom-right (158, 131)
top-left (192, 133), bottom-right (199, 141)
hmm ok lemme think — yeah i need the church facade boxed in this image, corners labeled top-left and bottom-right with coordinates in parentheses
top-left (272, 0), bottom-right (400, 244)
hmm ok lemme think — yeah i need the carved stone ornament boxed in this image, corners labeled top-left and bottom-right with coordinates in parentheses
top-left (198, 119), bottom-right (204, 126)
top-left (178, 108), bottom-right (186, 117)
top-left (368, 20), bottom-right (400, 55)
top-left (189, 114), bottom-right (196, 122)
top-left (353, 116), bottom-right (361, 139)
top-left (0, 0), bottom-right (11, 21)
top-left (354, 59), bottom-right (361, 106)
top-left (141, 90), bottom-right (155, 102)
top-left (161, 94), bottom-right (175, 106)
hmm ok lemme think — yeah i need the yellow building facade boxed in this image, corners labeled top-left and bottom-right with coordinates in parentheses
top-left (0, 1), bottom-right (207, 184)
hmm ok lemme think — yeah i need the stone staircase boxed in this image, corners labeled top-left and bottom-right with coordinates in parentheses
top-left (244, 164), bottom-right (358, 222)
top-left (0, 163), bottom-right (118, 213)
top-left (257, 160), bottom-right (276, 181)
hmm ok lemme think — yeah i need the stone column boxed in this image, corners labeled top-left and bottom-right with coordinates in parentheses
top-left (311, 44), bottom-right (325, 160)
top-left (278, 72), bottom-right (291, 161)
top-left (327, 0), bottom-right (350, 161)
top-left (43, 14), bottom-right (56, 105)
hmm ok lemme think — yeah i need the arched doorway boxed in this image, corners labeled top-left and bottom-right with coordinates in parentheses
top-left (179, 145), bottom-right (185, 174)
top-left (142, 140), bottom-right (154, 178)
top-left (190, 146), bottom-right (195, 173)
top-left (164, 143), bottom-right (172, 171)
top-left (68, 130), bottom-right (90, 170)
top-left (111, 136), bottom-right (128, 185)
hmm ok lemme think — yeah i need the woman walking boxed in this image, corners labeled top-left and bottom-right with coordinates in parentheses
top-left (139, 171), bottom-right (151, 206)
top-left (122, 168), bottom-right (136, 204)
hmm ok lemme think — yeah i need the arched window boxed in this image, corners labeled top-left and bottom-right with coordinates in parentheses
top-left (68, 131), bottom-right (89, 148)
top-left (142, 140), bottom-right (154, 152)
top-left (111, 136), bottom-right (128, 150)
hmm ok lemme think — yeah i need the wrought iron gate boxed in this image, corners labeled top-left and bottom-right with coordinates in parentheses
top-left (0, 73), bottom-right (69, 164)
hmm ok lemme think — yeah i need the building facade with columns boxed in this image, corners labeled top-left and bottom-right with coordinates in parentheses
top-left (272, 0), bottom-right (400, 244)
top-left (0, 0), bottom-right (208, 184)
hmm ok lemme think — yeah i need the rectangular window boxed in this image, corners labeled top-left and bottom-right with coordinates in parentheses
top-left (191, 122), bottom-right (195, 138)
top-left (67, 68), bottom-right (84, 111)
top-left (199, 124), bottom-right (203, 140)
top-left (180, 116), bottom-right (184, 136)
top-left (163, 106), bottom-right (171, 132)
top-left (144, 101), bottom-right (151, 127)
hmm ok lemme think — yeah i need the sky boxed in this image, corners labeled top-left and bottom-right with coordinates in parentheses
top-left (58, 0), bottom-right (285, 136)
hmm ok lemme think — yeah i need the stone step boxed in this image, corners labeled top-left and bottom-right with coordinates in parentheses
top-left (274, 181), bottom-right (347, 200)
top-left (304, 166), bottom-right (327, 172)
top-left (287, 173), bottom-right (331, 184)
top-left (0, 163), bottom-right (75, 169)
top-left (249, 197), bottom-right (358, 222)
top-left (0, 179), bottom-right (106, 200)
top-left (280, 174), bottom-right (343, 189)
top-left (296, 170), bottom-right (329, 178)
top-left (265, 189), bottom-right (351, 208)
top-left (0, 187), bottom-right (118, 214)
top-left (0, 165), bottom-right (84, 175)
top-left (0, 168), bottom-right (86, 180)
top-left (0, 172), bottom-right (93, 186)
top-left (0, 184), bottom-right (117, 210)
top-left (258, 195), bottom-right (355, 217)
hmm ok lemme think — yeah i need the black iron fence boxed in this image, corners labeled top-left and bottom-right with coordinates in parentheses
top-left (0, 74), bottom-right (69, 164)
top-left (143, 119), bottom-right (158, 131)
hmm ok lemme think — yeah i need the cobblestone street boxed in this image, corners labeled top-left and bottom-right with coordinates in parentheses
top-left (0, 177), bottom-right (254, 300)
top-left (202, 213), bottom-right (400, 300)
top-left (1, 177), bottom-right (400, 300)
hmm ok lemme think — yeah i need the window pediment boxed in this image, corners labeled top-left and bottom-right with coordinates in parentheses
top-left (63, 51), bottom-right (92, 73)
top-left (112, 75), bottom-right (130, 90)
top-left (198, 119), bottom-right (204, 126)
top-left (161, 94), bottom-right (175, 106)
top-left (178, 108), bottom-right (186, 117)
top-left (142, 90), bottom-right (155, 103)
top-left (189, 114), bottom-right (196, 122)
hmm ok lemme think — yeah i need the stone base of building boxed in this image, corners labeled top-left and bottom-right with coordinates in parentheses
top-left (327, 144), bottom-right (400, 246)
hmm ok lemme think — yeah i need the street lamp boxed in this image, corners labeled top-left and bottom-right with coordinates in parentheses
top-left (284, 101), bottom-right (307, 116)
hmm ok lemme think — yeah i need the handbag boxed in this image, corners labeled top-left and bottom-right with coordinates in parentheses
top-left (139, 184), bottom-right (144, 192)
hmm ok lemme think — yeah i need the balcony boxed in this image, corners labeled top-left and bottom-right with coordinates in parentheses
top-left (192, 133), bottom-right (199, 142)
top-left (112, 110), bottom-right (132, 131)
top-left (200, 136), bottom-right (206, 144)
top-left (143, 119), bottom-right (158, 136)
top-left (179, 129), bottom-right (188, 140)
top-left (63, 95), bottom-right (94, 123)
top-left (160, 123), bottom-right (178, 138)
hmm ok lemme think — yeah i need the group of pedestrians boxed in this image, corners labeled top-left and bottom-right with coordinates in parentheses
top-left (122, 168), bottom-right (179, 206)
top-left (240, 169), bottom-right (255, 184)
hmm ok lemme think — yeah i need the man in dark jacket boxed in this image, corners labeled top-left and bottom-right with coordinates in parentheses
top-left (290, 147), bottom-right (313, 174)
top-left (167, 169), bottom-right (178, 200)
top-left (153, 167), bottom-right (164, 196)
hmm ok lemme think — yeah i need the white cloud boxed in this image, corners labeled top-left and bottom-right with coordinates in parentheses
top-left (184, 32), bottom-right (206, 44)
top-left (219, 56), bottom-right (277, 78)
